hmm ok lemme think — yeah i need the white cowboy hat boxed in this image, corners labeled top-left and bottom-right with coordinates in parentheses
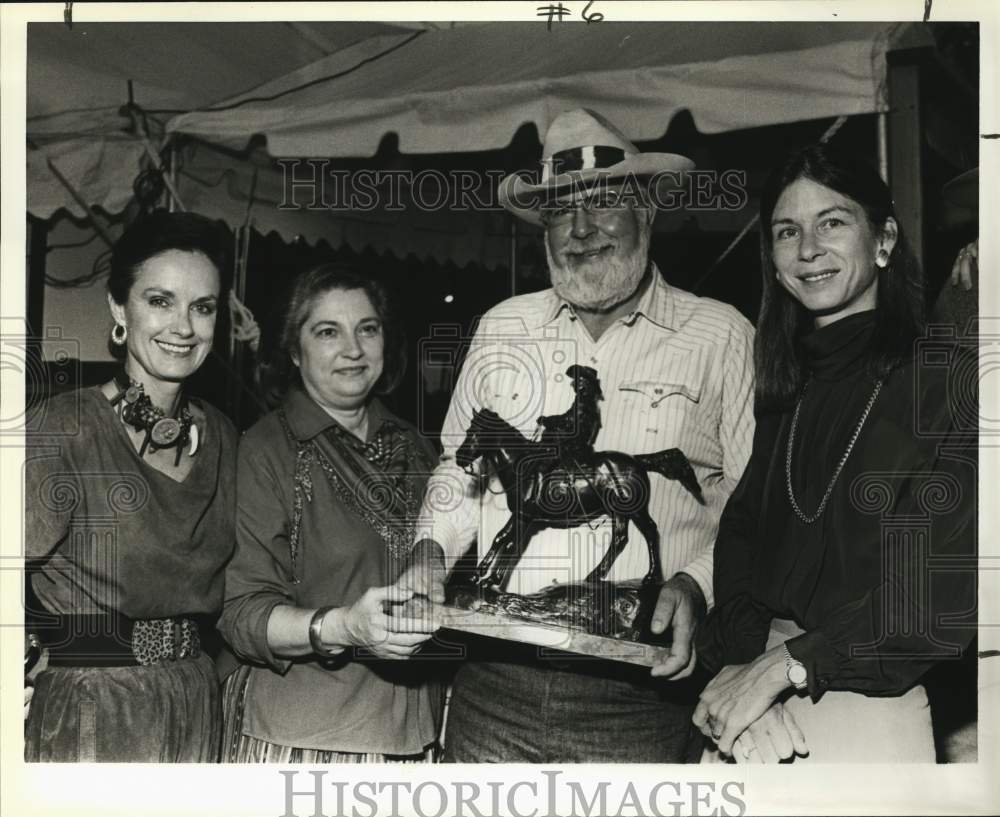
top-left (498, 108), bottom-right (694, 226)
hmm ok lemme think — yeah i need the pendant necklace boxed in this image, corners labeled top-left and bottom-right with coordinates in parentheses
top-left (110, 371), bottom-right (198, 465)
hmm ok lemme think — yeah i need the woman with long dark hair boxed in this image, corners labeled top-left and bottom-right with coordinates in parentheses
top-left (218, 263), bottom-right (443, 763)
top-left (24, 210), bottom-right (236, 762)
top-left (694, 144), bottom-right (976, 762)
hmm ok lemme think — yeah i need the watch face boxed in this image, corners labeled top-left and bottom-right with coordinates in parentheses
top-left (788, 663), bottom-right (808, 686)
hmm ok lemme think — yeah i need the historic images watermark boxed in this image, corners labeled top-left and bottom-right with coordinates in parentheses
top-left (279, 769), bottom-right (748, 817)
top-left (0, 317), bottom-right (80, 437)
top-left (838, 326), bottom-right (985, 660)
top-left (5, 317), bottom-right (146, 656)
top-left (276, 161), bottom-right (749, 215)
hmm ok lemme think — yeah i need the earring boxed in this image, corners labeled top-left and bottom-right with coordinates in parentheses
top-left (875, 250), bottom-right (889, 269)
top-left (111, 323), bottom-right (127, 346)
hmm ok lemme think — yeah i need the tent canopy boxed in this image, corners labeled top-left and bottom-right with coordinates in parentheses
top-left (27, 21), bottom-right (423, 138)
top-left (28, 21), bottom-right (932, 270)
top-left (168, 21), bottom-right (931, 156)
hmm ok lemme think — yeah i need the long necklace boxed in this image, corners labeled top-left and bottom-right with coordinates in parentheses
top-left (110, 371), bottom-right (198, 465)
top-left (785, 378), bottom-right (883, 524)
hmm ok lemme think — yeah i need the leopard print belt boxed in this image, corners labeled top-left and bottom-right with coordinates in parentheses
top-left (29, 613), bottom-right (204, 668)
top-left (131, 617), bottom-right (202, 665)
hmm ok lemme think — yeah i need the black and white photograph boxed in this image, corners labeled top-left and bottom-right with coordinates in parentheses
top-left (1, 2), bottom-right (997, 815)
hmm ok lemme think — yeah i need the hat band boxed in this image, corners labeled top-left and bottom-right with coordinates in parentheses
top-left (541, 145), bottom-right (629, 182)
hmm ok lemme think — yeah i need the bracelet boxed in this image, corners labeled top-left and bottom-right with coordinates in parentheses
top-left (308, 606), bottom-right (344, 657)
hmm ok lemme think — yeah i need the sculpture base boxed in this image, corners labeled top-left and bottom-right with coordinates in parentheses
top-left (436, 580), bottom-right (673, 667)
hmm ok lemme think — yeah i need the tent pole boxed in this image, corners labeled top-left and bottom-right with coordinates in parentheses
top-left (509, 216), bottom-right (517, 297)
top-left (886, 50), bottom-right (925, 269)
top-left (128, 107), bottom-right (188, 213)
top-left (877, 113), bottom-right (889, 183)
top-left (229, 228), bottom-right (241, 364)
top-left (168, 141), bottom-right (178, 213)
top-left (139, 135), bottom-right (186, 213)
top-left (228, 224), bottom-right (251, 425)
top-left (27, 214), bottom-right (48, 353)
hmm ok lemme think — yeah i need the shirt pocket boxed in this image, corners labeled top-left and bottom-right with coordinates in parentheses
top-left (618, 379), bottom-right (702, 448)
top-left (619, 379), bottom-right (701, 408)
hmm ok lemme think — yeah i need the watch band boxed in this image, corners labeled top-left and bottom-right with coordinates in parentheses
top-left (783, 644), bottom-right (808, 690)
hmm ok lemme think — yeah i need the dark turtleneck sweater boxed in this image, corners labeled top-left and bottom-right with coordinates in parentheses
top-left (697, 311), bottom-right (976, 699)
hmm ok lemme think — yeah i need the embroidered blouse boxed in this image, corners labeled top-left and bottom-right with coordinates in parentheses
top-left (218, 388), bottom-right (443, 754)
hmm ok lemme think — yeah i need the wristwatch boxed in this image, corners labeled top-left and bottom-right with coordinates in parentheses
top-left (783, 644), bottom-right (808, 690)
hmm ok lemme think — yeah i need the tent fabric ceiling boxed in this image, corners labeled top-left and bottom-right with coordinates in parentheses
top-left (28, 136), bottom-right (147, 220)
top-left (167, 21), bottom-right (930, 156)
top-left (26, 20), bottom-right (513, 269)
top-left (27, 21), bottom-right (932, 270)
top-left (27, 21), bottom-right (418, 138)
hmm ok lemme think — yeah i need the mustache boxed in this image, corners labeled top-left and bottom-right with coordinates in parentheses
top-left (545, 227), bottom-right (651, 311)
top-left (566, 241), bottom-right (615, 252)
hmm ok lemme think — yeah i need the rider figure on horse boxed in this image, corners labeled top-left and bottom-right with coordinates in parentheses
top-left (537, 365), bottom-right (603, 470)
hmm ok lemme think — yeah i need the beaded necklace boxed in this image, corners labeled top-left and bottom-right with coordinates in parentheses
top-left (110, 371), bottom-right (198, 465)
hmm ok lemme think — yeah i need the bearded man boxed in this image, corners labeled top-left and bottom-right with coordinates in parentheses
top-left (402, 109), bottom-right (756, 762)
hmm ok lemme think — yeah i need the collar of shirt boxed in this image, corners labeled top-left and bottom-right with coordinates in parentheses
top-left (281, 387), bottom-right (392, 443)
top-left (535, 263), bottom-right (678, 332)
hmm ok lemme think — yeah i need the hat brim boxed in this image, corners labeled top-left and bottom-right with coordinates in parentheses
top-left (499, 153), bottom-right (694, 226)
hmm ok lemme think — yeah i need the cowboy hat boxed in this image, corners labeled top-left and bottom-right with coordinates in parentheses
top-left (498, 108), bottom-right (694, 226)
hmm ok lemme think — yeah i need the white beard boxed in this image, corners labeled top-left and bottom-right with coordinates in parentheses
top-left (546, 227), bottom-right (651, 312)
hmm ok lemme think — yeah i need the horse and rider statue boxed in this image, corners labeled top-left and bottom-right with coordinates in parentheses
top-left (455, 365), bottom-right (704, 597)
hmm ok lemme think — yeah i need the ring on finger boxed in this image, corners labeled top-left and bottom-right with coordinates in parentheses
top-left (742, 743), bottom-right (757, 759)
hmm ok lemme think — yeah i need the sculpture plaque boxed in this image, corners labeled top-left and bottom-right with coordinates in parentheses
top-left (437, 366), bottom-right (704, 666)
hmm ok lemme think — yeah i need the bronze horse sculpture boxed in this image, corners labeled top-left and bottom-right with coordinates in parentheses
top-left (455, 390), bottom-right (704, 592)
top-left (536, 364), bottom-right (603, 463)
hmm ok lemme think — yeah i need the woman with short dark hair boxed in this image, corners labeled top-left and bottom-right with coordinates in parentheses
top-left (24, 209), bottom-right (236, 762)
top-left (694, 144), bottom-right (976, 763)
top-left (218, 263), bottom-right (443, 763)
